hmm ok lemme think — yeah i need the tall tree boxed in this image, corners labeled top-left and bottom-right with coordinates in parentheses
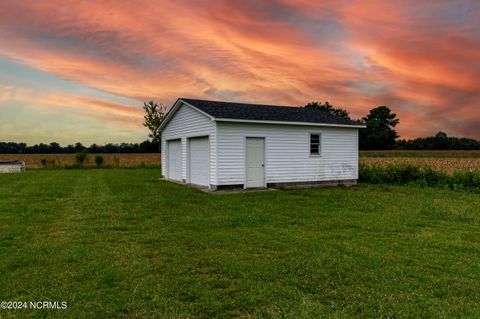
top-left (304, 101), bottom-right (350, 119)
top-left (48, 142), bottom-right (61, 153)
top-left (359, 106), bottom-right (399, 150)
top-left (434, 131), bottom-right (448, 149)
top-left (143, 101), bottom-right (167, 144)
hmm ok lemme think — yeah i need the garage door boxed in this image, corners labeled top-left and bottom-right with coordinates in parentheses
top-left (167, 139), bottom-right (182, 181)
top-left (189, 136), bottom-right (209, 186)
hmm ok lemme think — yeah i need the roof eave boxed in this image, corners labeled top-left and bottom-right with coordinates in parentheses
top-left (214, 118), bottom-right (366, 129)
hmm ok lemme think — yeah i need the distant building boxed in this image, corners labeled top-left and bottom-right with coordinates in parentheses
top-left (0, 160), bottom-right (26, 173)
top-left (159, 98), bottom-right (365, 190)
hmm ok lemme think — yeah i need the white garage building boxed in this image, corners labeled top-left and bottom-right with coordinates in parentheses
top-left (159, 98), bottom-right (365, 190)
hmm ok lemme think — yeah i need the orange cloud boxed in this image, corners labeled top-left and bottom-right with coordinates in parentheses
top-left (0, 85), bottom-right (15, 102)
top-left (0, 0), bottom-right (479, 141)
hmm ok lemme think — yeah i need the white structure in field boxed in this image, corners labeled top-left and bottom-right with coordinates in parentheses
top-left (0, 160), bottom-right (26, 173)
top-left (159, 98), bottom-right (365, 189)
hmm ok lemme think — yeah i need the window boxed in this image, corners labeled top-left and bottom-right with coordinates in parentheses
top-left (310, 133), bottom-right (321, 155)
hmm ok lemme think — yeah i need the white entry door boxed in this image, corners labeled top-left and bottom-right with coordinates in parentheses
top-left (167, 139), bottom-right (182, 181)
top-left (245, 137), bottom-right (265, 188)
top-left (189, 136), bottom-right (209, 186)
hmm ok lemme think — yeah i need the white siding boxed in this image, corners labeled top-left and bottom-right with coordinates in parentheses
top-left (216, 122), bottom-right (359, 185)
top-left (161, 103), bottom-right (216, 184)
top-left (0, 163), bottom-right (25, 173)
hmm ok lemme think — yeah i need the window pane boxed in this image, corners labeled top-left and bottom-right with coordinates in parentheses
top-left (310, 134), bottom-right (320, 155)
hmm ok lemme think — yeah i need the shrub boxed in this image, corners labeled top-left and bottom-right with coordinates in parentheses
top-left (75, 151), bottom-right (88, 166)
top-left (94, 155), bottom-right (104, 167)
top-left (113, 156), bottom-right (120, 168)
top-left (359, 163), bottom-right (480, 192)
top-left (40, 158), bottom-right (56, 169)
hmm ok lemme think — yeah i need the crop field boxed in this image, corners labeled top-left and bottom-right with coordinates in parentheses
top-left (360, 150), bottom-right (480, 175)
top-left (0, 153), bottom-right (160, 168)
top-left (2, 151), bottom-right (480, 174)
top-left (1, 169), bottom-right (480, 318)
top-left (3, 151), bottom-right (480, 174)
top-left (361, 157), bottom-right (480, 174)
top-left (360, 150), bottom-right (480, 158)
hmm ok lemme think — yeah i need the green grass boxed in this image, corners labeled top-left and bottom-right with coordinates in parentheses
top-left (1, 169), bottom-right (480, 318)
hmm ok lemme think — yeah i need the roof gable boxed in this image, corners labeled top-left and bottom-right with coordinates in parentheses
top-left (158, 99), bottom-right (213, 131)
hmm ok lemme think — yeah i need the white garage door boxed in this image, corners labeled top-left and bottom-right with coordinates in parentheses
top-left (167, 139), bottom-right (182, 181)
top-left (189, 136), bottom-right (209, 186)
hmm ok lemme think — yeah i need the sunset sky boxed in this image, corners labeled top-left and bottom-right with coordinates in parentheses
top-left (0, 0), bottom-right (479, 144)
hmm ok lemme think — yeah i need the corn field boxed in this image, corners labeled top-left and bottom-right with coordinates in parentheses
top-left (361, 157), bottom-right (480, 174)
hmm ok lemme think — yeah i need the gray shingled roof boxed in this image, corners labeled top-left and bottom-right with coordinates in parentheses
top-left (181, 98), bottom-right (362, 126)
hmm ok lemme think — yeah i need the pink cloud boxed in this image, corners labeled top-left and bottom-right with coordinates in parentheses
top-left (0, 0), bottom-right (479, 141)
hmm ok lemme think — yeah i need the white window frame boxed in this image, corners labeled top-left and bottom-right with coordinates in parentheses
top-left (309, 132), bottom-right (322, 157)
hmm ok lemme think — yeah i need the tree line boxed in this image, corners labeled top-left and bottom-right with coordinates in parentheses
top-left (0, 140), bottom-right (159, 154)
top-left (395, 132), bottom-right (480, 150)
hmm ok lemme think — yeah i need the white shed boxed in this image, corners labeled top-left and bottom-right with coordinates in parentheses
top-left (159, 98), bottom-right (365, 190)
top-left (0, 160), bottom-right (26, 173)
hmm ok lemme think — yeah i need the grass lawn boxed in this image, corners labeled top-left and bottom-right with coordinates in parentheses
top-left (1, 169), bottom-right (480, 318)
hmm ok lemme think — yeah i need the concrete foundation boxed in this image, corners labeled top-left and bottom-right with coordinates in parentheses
top-left (267, 179), bottom-right (357, 189)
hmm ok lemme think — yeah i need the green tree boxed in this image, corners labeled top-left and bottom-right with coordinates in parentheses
top-left (304, 101), bottom-right (350, 119)
top-left (48, 142), bottom-right (61, 153)
top-left (74, 142), bottom-right (86, 153)
top-left (359, 106), bottom-right (399, 150)
top-left (434, 131), bottom-right (448, 150)
top-left (143, 101), bottom-right (167, 144)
